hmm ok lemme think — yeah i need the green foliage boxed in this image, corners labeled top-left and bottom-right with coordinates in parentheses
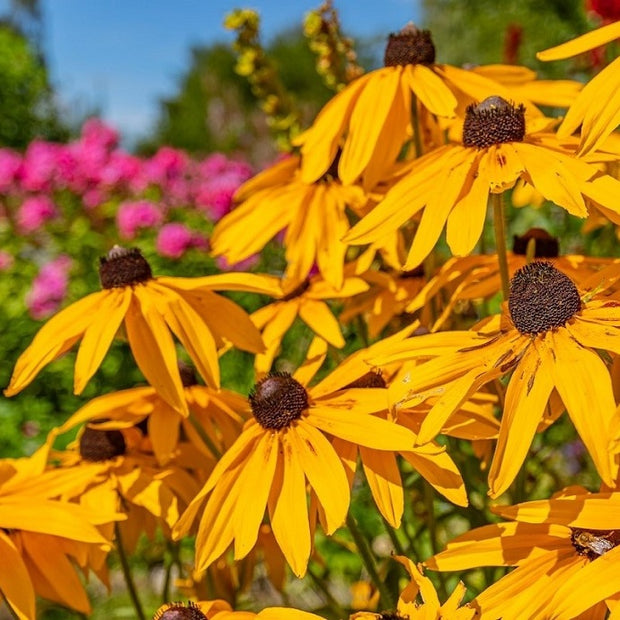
top-left (0, 22), bottom-right (67, 147)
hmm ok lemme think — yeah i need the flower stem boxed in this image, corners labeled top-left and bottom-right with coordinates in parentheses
top-left (346, 513), bottom-right (395, 610)
top-left (307, 564), bottom-right (348, 619)
top-left (492, 192), bottom-right (510, 301)
top-left (424, 482), bottom-right (448, 600)
top-left (115, 523), bottom-right (146, 620)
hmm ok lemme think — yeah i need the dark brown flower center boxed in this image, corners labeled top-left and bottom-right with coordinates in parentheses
top-left (178, 361), bottom-right (198, 387)
top-left (153, 601), bottom-right (207, 620)
top-left (344, 370), bottom-right (387, 389)
top-left (462, 96), bottom-right (526, 149)
top-left (384, 23), bottom-right (435, 66)
top-left (99, 245), bottom-right (152, 289)
top-left (401, 264), bottom-right (426, 279)
top-left (380, 613), bottom-right (407, 620)
top-left (513, 228), bottom-right (559, 258)
top-left (249, 372), bottom-right (309, 430)
top-left (571, 528), bottom-right (620, 561)
top-left (508, 261), bottom-right (581, 335)
top-left (79, 426), bottom-right (126, 462)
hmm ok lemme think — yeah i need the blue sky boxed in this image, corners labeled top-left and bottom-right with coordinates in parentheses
top-left (2, 0), bottom-right (421, 145)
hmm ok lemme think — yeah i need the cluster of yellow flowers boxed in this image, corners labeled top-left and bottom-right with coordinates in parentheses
top-left (4, 11), bottom-right (620, 620)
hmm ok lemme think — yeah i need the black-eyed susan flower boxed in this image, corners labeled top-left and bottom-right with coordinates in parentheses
top-left (425, 486), bottom-right (620, 619)
top-left (53, 424), bottom-right (200, 552)
top-left (56, 363), bottom-right (247, 465)
top-left (351, 555), bottom-right (474, 620)
top-left (210, 154), bottom-right (367, 290)
top-left (0, 445), bottom-right (123, 618)
top-left (406, 228), bottom-right (620, 331)
top-left (173, 339), bottom-right (418, 578)
top-left (250, 272), bottom-right (368, 375)
top-left (5, 246), bottom-right (280, 414)
top-left (374, 261), bottom-right (620, 498)
top-left (538, 20), bottom-right (620, 155)
top-left (294, 24), bottom-right (573, 188)
top-left (345, 96), bottom-right (620, 270)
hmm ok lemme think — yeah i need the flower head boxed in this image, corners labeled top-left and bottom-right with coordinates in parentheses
top-left (16, 195), bottom-right (58, 233)
top-left (116, 199), bottom-right (163, 239)
top-left (26, 255), bottom-right (72, 320)
top-left (156, 223), bottom-right (207, 259)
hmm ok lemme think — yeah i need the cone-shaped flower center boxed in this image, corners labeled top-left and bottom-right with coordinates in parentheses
top-left (570, 528), bottom-right (620, 561)
top-left (463, 96), bottom-right (526, 149)
top-left (153, 602), bottom-right (207, 620)
top-left (512, 228), bottom-right (559, 258)
top-left (79, 426), bottom-right (126, 462)
top-left (344, 370), bottom-right (387, 389)
top-left (249, 372), bottom-right (309, 430)
top-left (99, 245), bottom-right (153, 289)
top-left (384, 23), bottom-right (435, 66)
top-left (508, 262), bottom-right (581, 335)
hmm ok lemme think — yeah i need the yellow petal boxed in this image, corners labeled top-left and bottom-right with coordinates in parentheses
top-left (488, 340), bottom-right (554, 498)
top-left (269, 432), bottom-right (312, 577)
top-left (360, 447), bottom-right (403, 528)
top-left (537, 22), bottom-right (620, 61)
top-left (233, 431), bottom-right (278, 560)
top-left (292, 336), bottom-right (328, 386)
top-left (298, 299), bottom-right (345, 348)
top-left (0, 532), bottom-right (35, 620)
top-left (291, 420), bottom-right (349, 534)
top-left (125, 289), bottom-right (187, 414)
top-left (4, 292), bottom-right (104, 397)
top-left (148, 406), bottom-right (180, 465)
top-left (74, 287), bottom-right (132, 394)
top-left (408, 64), bottom-right (457, 117)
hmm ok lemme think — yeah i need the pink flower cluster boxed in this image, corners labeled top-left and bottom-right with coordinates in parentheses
top-left (0, 119), bottom-right (253, 245)
top-left (26, 255), bottom-right (72, 320)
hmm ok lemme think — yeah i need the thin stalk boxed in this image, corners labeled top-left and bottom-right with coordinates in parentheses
top-left (188, 414), bottom-right (222, 459)
top-left (0, 591), bottom-right (20, 620)
top-left (423, 482), bottom-right (447, 600)
top-left (346, 513), bottom-right (395, 610)
top-left (161, 541), bottom-right (180, 604)
top-left (381, 514), bottom-right (406, 556)
top-left (492, 192), bottom-right (510, 301)
top-left (307, 564), bottom-right (348, 619)
top-left (115, 523), bottom-right (146, 620)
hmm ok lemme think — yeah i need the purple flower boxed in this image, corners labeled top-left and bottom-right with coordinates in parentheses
top-left (26, 255), bottom-right (72, 320)
top-left (116, 200), bottom-right (163, 239)
top-left (16, 195), bottom-right (58, 233)
top-left (156, 223), bottom-right (207, 259)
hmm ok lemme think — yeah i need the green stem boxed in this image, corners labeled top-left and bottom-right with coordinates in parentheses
top-left (346, 513), bottom-right (395, 610)
top-left (161, 541), bottom-right (180, 604)
top-left (492, 192), bottom-right (510, 301)
top-left (307, 564), bottom-right (349, 619)
top-left (188, 413), bottom-right (222, 459)
top-left (381, 514), bottom-right (407, 556)
top-left (115, 523), bottom-right (146, 620)
top-left (423, 482), bottom-right (447, 600)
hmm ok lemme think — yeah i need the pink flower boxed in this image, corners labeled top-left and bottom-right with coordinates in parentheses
top-left (116, 200), bottom-right (163, 239)
top-left (195, 170), bottom-right (253, 220)
top-left (19, 141), bottom-right (61, 192)
top-left (0, 149), bottom-right (22, 192)
top-left (81, 118), bottom-right (119, 152)
top-left (26, 256), bottom-right (72, 320)
top-left (16, 195), bottom-right (58, 233)
top-left (199, 152), bottom-right (252, 178)
top-left (156, 223), bottom-right (207, 259)
top-left (0, 250), bottom-right (14, 271)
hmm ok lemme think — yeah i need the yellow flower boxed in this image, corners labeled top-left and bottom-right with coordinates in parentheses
top-left (53, 424), bottom-right (200, 552)
top-left (251, 272), bottom-right (369, 375)
top-left (56, 364), bottom-right (247, 465)
top-left (5, 246), bottom-right (280, 415)
top-left (406, 228), bottom-right (620, 331)
top-left (351, 555), bottom-right (474, 620)
top-left (425, 487), bottom-right (620, 620)
top-left (210, 154), bottom-right (367, 290)
top-left (0, 446), bottom-right (122, 619)
top-left (374, 261), bottom-right (620, 498)
top-left (538, 20), bottom-right (620, 155)
top-left (345, 96), bottom-right (620, 270)
top-left (173, 339), bottom-right (418, 578)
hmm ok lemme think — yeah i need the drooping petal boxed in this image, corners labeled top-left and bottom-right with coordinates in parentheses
top-left (4, 291), bottom-right (105, 397)
top-left (0, 532), bottom-right (35, 620)
top-left (408, 64), bottom-right (458, 117)
top-left (298, 299), bottom-right (345, 348)
top-left (74, 287), bottom-right (132, 394)
top-left (537, 22), bottom-right (620, 61)
top-left (291, 420), bottom-right (349, 534)
top-left (269, 431), bottom-right (312, 578)
top-left (488, 340), bottom-right (554, 499)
